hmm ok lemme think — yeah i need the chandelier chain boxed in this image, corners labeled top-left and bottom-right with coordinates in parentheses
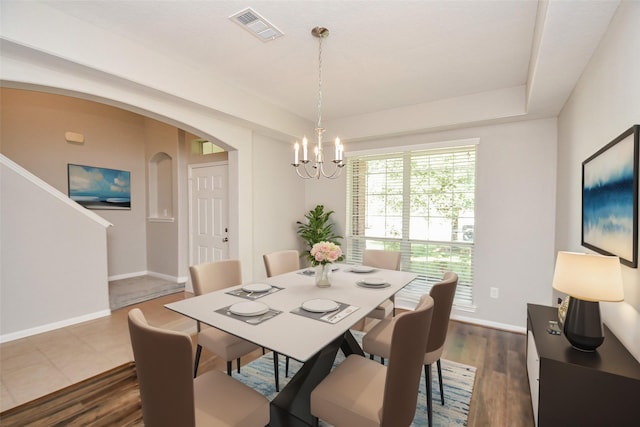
top-left (292, 26), bottom-right (345, 180)
top-left (317, 34), bottom-right (323, 129)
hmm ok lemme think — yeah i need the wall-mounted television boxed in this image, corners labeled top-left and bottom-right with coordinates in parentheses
top-left (67, 164), bottom-right (131, 210)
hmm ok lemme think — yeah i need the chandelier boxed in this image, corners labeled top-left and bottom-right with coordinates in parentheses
top-left (292, 27), bottom-right (345, 179)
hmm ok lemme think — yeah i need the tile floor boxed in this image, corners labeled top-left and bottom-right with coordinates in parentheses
top-left (0, 288), bottom-right (369, 413)
top-left (0, 292), bottom-right (198, 412)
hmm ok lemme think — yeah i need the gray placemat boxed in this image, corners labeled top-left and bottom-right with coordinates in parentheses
top-left (297, 266), bottom-right (341, 276)
top-left (291, 301), bottom-right (360, 324)
top-left (297, 269), bottom-right (316, 276)
top-left (215, 305), bottom-right (282, 325)
top-left (225, 285), bottom-right (283, 300)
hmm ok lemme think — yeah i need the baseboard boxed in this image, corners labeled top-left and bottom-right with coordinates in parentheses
top-left (147, 271), bottom-right (188, 283)
top-left (0, 309), bottom-right (111, 343)
top-left (108, 271), bottom-right (148, 282)
top-left (396, 298), bottom-right (526, 334)
top-left (108, 271), bottom-right (188, 283)
top-left (451, 314), bottom-right (527, 334)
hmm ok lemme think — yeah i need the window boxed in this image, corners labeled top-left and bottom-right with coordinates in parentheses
top-left (192, 139), bottom-right (224, 155)
top-left (346, 142), bottom-right (477, 308)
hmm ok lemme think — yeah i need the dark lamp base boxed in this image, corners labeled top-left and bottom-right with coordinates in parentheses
top-left (563, 297), bottom-right (604, 352)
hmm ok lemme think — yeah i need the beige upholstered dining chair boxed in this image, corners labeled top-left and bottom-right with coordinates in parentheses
top-left (128, 308), bottom-right (270, 427)
top-left (363, 249), bottom-right (401, 319)
top-left (311, 294), bottom-right (435, 427)
top-left (263, 250), bottom-right (300, 277)
top-left (262, 250), bottom-right (300, 378)
top-left (190, 260), bottom-right (260, 378)
top-left (363, 271), bottom-right (458, 426)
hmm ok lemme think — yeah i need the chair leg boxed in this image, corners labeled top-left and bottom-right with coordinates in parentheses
top-left (369, 353), bottom-right (374, 360)
top-left (273, 352), bottom-right (280, 392)
top-left (285, 356), bottom-right (290, 377)
top-left (437, 359), bottom-right (444, 405)
top-left (194, 344), bottom-right (203, 378)
top-left (425, 364), bottom-right (433, 427)
top-left (227, 360), bottom-right (232, 376)
top-left (381, 357), bottom-right (385, 365)
top-left (236, 357), bottom-right (241, 374)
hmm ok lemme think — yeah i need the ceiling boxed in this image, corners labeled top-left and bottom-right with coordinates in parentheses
top-left (7, 1), bottom-right (621, 138)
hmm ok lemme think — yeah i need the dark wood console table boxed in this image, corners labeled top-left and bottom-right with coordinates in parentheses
top-left (526, 303), bottom-right (640, 426)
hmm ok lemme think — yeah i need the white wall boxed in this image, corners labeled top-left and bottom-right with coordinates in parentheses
top-left (307, 118), bottom-right (558, 330)
top-left (1, 157), bottom-right (111, 340)
top-left (556, 1), bottom-right (640, 361)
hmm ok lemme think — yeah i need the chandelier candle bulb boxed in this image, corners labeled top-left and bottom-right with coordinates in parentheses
top-left (294, 142), bottom-right (299, 165)
top-left (335, 138), bottom-right (340, 160)
top-left (302, 137), bottom-right (308, 162)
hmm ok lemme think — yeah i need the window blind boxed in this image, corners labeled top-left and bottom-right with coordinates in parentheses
top-left (346, 144), bottom-right (476, 308)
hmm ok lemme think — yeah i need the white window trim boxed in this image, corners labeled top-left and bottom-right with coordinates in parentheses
top-left (345, 139), bottom-right (478, 309)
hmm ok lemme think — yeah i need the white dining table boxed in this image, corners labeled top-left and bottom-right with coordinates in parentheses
top-left (165, 264), bottom-right (417, 426)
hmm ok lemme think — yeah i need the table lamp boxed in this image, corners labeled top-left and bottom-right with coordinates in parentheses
top-left (551, 251), bottom-right (624, 352)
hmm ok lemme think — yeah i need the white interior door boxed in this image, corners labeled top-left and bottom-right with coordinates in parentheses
top-left (189, 162), bottom-right (229, 266)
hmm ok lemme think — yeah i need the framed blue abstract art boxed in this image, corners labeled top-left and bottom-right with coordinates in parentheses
top-left (582, 125), bottom-right (639, 268)
top-left (68, 164), bottom-right (131, 210)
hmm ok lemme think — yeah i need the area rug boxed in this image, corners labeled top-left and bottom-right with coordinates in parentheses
top-left (109, 275), bottom-right (185, 310)
top-left (234, 331), bottom-right (477, 426)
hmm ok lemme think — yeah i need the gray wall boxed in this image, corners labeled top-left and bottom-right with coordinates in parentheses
top-left (307, 118), bottom-right (558, 330)
top-left (556, 1), bottom-right (640, 361)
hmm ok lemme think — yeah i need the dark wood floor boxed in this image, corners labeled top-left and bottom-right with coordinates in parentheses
top-left (195, 314), bottom-right (536, 426)
top-left (181, 316), bottom-right (537, 427)
top-left (442, 320), bottom-right (534, 427)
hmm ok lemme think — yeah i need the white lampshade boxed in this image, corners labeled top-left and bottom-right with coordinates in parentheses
top-left (552, 251), bottom-right (624, 302)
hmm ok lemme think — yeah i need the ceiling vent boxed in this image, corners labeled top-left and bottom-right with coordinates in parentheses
top-left (229, 8), bottom-right (283, 42)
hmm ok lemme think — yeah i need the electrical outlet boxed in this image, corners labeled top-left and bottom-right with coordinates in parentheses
top-left (490, 287), bottom-right (499, 299)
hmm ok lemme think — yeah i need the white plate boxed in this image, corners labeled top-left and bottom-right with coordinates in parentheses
top-left (363, 277), bottom-right (386, 285)
top-left (301, 299), bottom-right (340, 313)
top-left (351, 265), bottom-right (375, 273)
top-left (241, 283), bottom-right (272, 293)
top-left (228, 301), bottom-right (270, 316)
top-left (357, 281), bottom-right (390, 289)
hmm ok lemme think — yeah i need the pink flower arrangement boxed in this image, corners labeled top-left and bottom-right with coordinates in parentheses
top-left (310, 241), bottom-right (344, 266)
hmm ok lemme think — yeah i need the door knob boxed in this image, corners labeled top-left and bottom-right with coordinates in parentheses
top-left (222, 237), bottom-right (229, 243)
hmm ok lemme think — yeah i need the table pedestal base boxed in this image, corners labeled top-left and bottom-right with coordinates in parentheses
top-left (270, 331), bottom-right (364, 426)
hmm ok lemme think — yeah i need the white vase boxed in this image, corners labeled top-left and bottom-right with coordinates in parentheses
top-left (315, 264), bottom-right (333, 288)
